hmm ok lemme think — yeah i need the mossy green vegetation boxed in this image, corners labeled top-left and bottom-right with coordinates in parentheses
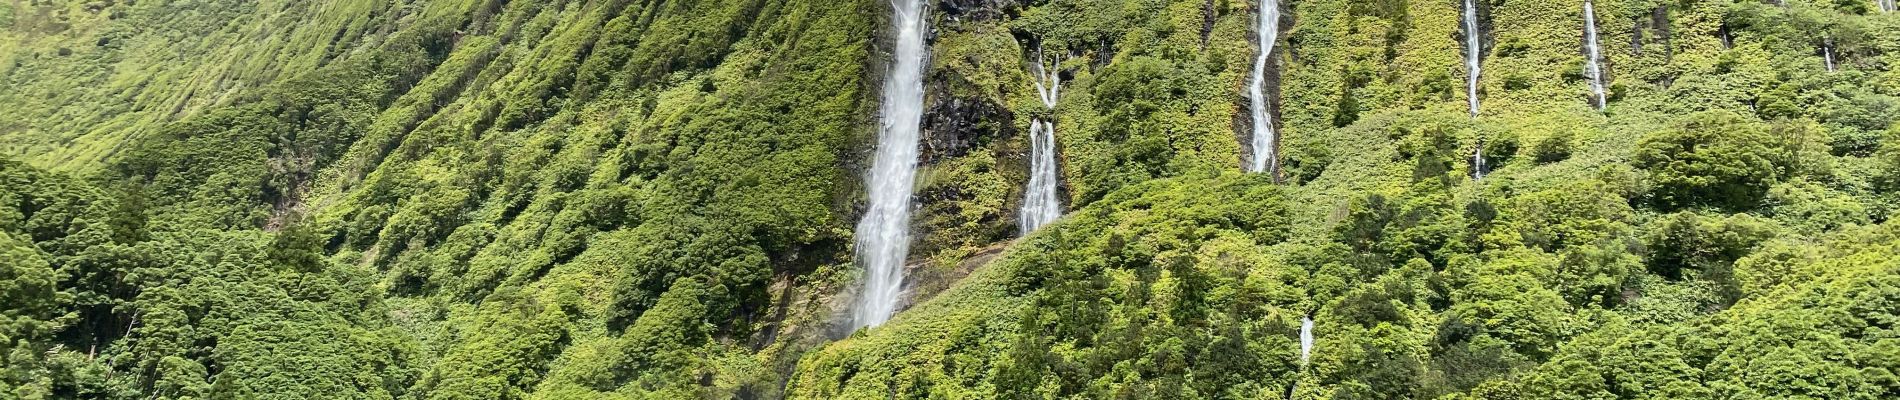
top-left (3, 0), bottom-right (1900, 398)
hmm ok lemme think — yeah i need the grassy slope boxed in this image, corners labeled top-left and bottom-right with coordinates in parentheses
top-left (0, 0), bottom-right (414, 170)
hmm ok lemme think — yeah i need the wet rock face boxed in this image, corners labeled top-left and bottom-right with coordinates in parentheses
top-left (1632, 5), bottom-right (1671, 57)
top-left (920, 83), bottom-right (1012, 164)
top-left (938, 0), bottom-right (1019, 23)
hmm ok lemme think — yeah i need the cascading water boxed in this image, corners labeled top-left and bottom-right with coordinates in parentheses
top-left (1299, 316), bottom-right (1314, 366)
top-left (1472, 145), bottom-right (1487, 180)
top-left (1463, 0), bottom-right (1482, 118)
top-left (1584, 0), bottom-right (1608, 111)
top-left (1248, 0), bottom-right (1283, 174)
top-left (854, 0), bottom-right (928, 330)
top-left (1464, 0), bottom-right (1487, 180)
top-left (1823, 37), bottom-right (1837, 72)
top-left (1021, 50), bottom-right (1063, 234)
top-left (1021, 121), bottom-right (1061, 233)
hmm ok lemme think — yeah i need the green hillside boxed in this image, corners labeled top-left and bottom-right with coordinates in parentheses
top-left (3, 0), bottom-right (1899, 398)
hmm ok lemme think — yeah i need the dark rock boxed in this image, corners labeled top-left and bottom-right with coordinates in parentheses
top-left (937, 0), bottom-right (1019, 23)
top-left (920, 81), bottom-right (1012, 164)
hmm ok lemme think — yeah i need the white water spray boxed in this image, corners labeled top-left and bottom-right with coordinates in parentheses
top-left (1247, 0), bottom-right (1282, 174)
top-left (1033, 50), bottom-right (1061, 111)
top-left (1021, 50), bottom-right (1063, 234)
top-left (854, 0), bottom-right (928, 330)
top-left (1584, 0), bottom-right (1608, 111)
top-left (1464, 0), bottom-right (1487, 180)
top-left (1823, 38), bottom-right (1837, 72)
top-left (1463, 0), bottom-right (1482, 118)
top-left (1299, 316), bottom-right (1314, 366)
top-left (1472, 143), bottom-right (1487, 180)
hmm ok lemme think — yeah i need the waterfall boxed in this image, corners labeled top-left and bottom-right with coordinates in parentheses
top-left (1033, 49), bottom-right (1061, 111)
top-left (1463, 0), bottom-right (1482, 118)
top-left (1472, 143), bottom-right (1487, 180)
top-left (1020, 121), bottom-right (1060, 233)
top-left (1247, 0), bottom-right (1282, 174)
top-left (1299, 316), bottom-right (1315, 366)
top-left (1823, 38), bottom-right (1837, 72)
top-left (1584, 0), bottom-right (1608, 111)
top-left (854, 0), bottom-right (928, 330)
top-left (1021, 50), bottom-right (1063, 234)
top-left (1464, 0), bottom-right (1486, 180)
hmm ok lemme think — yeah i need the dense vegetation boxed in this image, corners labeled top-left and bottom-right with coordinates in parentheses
top-left (3, 0), bottom-right (1899, 399)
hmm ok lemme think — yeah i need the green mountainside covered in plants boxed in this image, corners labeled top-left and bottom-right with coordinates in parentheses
top-left (3, 0), bottom-right (1899, 398)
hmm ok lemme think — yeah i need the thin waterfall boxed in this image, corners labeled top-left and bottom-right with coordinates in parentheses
top-left (1247, 0), bottom-right (1282, 174)
top-left (1584, 0), bottom-right (1608, 111)
top-left (1286, 315), bottom-right (1316, 400)
top-left (1299, 316), bottom-right (1314, 366)
top-left (854, 0), bottom-right (928, 330)
top-left (1473, 144), bottom-right (1487, 180)
top-left (1465, 0), bottom-right (1486, 180)
top-left (1021, 49), bottom-right (1063, 234)
top-left (1463, 0), bottom-right (1482, 118)
top-left (1823, 37), bottom-right (1837, 72)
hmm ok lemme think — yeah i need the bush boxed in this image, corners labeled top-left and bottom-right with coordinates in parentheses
top-left (1634, 111), bottom-right (1783, 212)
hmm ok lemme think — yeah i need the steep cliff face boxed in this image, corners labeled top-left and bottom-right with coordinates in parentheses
top-left (906, 0), bottom-right (1260, 267)
top-left (3, 0), bottom-right (1900, 398)
top-left (789, 0), bottom-right (1900, 398)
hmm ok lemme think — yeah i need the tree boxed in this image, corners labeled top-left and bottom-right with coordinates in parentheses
top-left (1634, 111), bottom-right (1784, 212)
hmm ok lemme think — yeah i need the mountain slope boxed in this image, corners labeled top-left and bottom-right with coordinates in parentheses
top-left (2, 0), bottom-right (1899, 399)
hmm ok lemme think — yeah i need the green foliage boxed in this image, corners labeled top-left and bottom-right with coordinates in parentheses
top-left (3, 0), bottom-right (1900, 399)
top-left (792, 174), bottom-right (1299, 399)
top-left (1633, 111), bottom-right (1785, 211)
top-left (1513, 222), bottom-right (1900, 399)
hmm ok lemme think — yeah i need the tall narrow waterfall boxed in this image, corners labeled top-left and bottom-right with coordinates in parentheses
top-left (854, 0), bottom-right (928, 330)
top-left (1247, 0), bottom-right (1282, 174)
top-left (1465, 0), bottom-right (1486, 180)
top-left (1021, 51), bottom-right (1063, 234)
top-left (1472, 144), bottom-right (1487, 180)
top-left (1463, 0), bottom-right (1482, 118)
top-left (1299, 316), bottom-right (1315, 366)
top-left (1584, 0), bottom-right (1608, 111)
top-left (1823, 38), bottom-right (1837, 72)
